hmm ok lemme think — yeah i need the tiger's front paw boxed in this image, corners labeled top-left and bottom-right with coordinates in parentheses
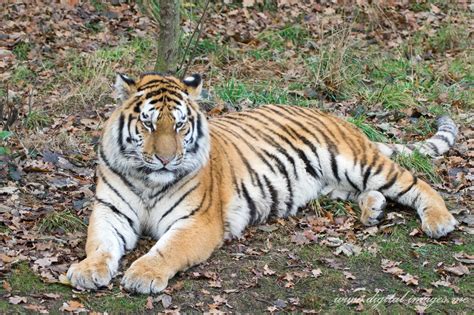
top-left (421, 207), bottom-right (458, 239)
top-left (121, 255), bottom-right (169, 294)
top-left (67, 253), bottom-right (115, 290)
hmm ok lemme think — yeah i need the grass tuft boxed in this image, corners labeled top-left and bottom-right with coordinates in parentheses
top-left (215, 78), bottom-right (310, 108)
top-left (429, 24), bottom-right (468, 53)
top-left (24, 110), bottom-right (53, 130)
top-left (348, 115), bottom-right (388, 142)
top-left (305, 28), bottom-right (361, 101)
top-left (38, 210), bottom-right (86, 233)
top-left (12, 42), bottom-right (32, 60)
top-left (394, 150), bottom-right (441, 183)
top-left (12, 65), bottom-right (35, 83)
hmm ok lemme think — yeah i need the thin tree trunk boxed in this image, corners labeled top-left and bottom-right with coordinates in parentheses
top-left (155, 0), bottom-right (180, 73)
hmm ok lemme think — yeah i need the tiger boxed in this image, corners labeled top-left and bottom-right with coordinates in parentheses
top-left (67, 72), bottom-right (458, 294)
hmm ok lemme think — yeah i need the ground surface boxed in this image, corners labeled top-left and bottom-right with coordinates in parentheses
top-left (0, 1), bottom-right (473, 313)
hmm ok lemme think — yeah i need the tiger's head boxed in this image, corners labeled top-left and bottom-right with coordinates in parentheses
top-left (104, 72), bottom-right (210, 184)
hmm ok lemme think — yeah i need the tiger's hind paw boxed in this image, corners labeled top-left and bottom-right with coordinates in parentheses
top-left (421, 208), bottom-right (458, 238)
top-left (359, 191), bottom-right (386, 226)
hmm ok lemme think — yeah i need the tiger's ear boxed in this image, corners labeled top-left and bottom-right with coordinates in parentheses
top-left (182, 74), bottom-right (203, 100)
top-left (114, 73), bottom-right (136, 102)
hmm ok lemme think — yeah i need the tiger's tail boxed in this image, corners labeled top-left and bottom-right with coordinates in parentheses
top-left (375, 116), bottom-right (458, 158)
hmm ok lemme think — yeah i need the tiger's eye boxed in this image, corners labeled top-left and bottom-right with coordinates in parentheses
top-left (176, 121), bottom-right (184, 129)
top-left (143, 121), bottom-right (153, 128)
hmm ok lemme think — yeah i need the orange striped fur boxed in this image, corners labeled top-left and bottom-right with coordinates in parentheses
top-left (67, 73), bottom-right (458, 294)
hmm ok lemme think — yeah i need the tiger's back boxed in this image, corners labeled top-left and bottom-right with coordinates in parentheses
top-left (209, 105), bottom-right (398, 237)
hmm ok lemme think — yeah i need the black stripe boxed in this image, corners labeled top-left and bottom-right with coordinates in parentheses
top-left (345, 171), bottom-right (360, 192)
top-left (262, 148), bottom-right (293, 214)
top-left (98, 148), bottom-right (142, 198)
top-left (263, 175), bottom-right (279, 216)
top-left (145, 88), bottom-right (183, 100)
top-left (378, 170), bottom-right (399, 191)
top-left (397, 176), bottom-right (418, 198)
top-left (241, 183), bottom-right (259, 224)
top-left (287, 106), bottom-right (364, 167)
top-left (432, 134), bottom-right (453, 146)
top-left (133, 101), bottom-right (143, 113)
top-left (126, 114), bottom-right (134, 143)
top-left (438, 126), bottom-right (455, 134)
top-left (188, 113), bottom-right (204, 154)
top-left (362, 166), bottom-right (372, 190)
top-left (425, 142), bottom-right (440, 155)
top-left (98, 171), bottom-right (140, 218)
top-left (373, 162), bottom-right (384, 177)
top-left (238, 111), bottom-right (322, 179)
top-left (211, 134), bottom-right (241, 196)
top-left (138, 80), bottom-right (182, 92)
top-left (251, 110), bottom-right (299, 140)
top-left (330, 151), bottom-right (340, 182)
top-left (151, 172), bottom-right (194, 208)
top-left (215, 130), bottom-right (262, 191)
top-left (95, 198), bottom-right (139, 236)
top-left (159, 183), bottom-right (200, 222)
top-left (214, 117), bottom-right (259, 140)
top-left (163, 190), bottom-right (208, 235)
top-left (278, 106), bottom-right (348, 155)
top-left (221, 114), bottom-right (299, 178)
top-left (110, 226), bottom-right (127, 253)
top-left (118, 114), bottom-right (126, 153)
top-left (261, 106), bottom-right (335, 178)
top-left (412, 192), bottom-right (422, 210)
top-left (211, 120), bottom-right (276, 174)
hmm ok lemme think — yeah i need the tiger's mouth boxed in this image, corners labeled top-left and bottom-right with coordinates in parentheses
top-left (141, 156), bottom-right (182, 172)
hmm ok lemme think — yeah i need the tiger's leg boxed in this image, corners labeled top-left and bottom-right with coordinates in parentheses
top-left (366, 157), bottom-right (457, 238)
top-left (67, 202), bottom-right (139, 289)
top-left (121, 214), bottom-right (224, 294)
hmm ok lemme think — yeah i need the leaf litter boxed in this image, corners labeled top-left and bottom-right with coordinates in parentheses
top-left (0, 0), bottom-right (473, 313)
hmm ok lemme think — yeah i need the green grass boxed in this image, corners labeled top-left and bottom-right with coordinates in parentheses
top-left (312, 197), bottom-right (357, 217)
top-left (394, 150), bottom-right (441, 183)
top-left (38, 210), bottom-right (86, 233)
top-left (0, 130), bottom-right (12, 156)
top-left (278, 24), bottom-right (310, 46)
top-left (12, 42), bottom-right (32, 60)
top-left (90, 0), bottom-right (107, 12)
top-left (349, 115), bottom-right (388, 142)
top-left (429, 24), bottom-right (469, 53)
top-left (12, 65), bottom-right (35, 83)
top-left (24, 110), bottom-right (53, 130)
top-left (405, 116), bottom-right (436, 137)
top-left (214, 78), bottom-right (311, 108)
top-left (85, 20), bottom-right (103, 33)
top-left (305, 45), bottom-right (361, 102)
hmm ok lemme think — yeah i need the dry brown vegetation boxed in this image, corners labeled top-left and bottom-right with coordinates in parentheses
top-left (0, 0), bottom-right (473, 313)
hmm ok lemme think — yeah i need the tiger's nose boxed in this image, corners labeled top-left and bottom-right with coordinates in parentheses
top-left (155, 154), bottom-right (172, 165)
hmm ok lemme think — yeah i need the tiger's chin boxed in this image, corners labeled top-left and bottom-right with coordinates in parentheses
top-left (145, 171), bottom-right (178, 185)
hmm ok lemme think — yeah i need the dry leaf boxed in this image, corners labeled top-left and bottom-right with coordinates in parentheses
top-left (60, 300), bottom-right (87, 312)
top-left (343, 271), bottom-right (356, 280)
top-left (9, 296), bottom-right (27, 305)
top-left (145, 296), bottom-right (154, 310)
top-left (454, 252), bottom-right (474, 264)
top-left (311, 268), bottom-right (322, 278)
top-left (263, 264), bottom-right (276, 276)
top-left (444, 264), bottom-right (470, 276)
top-left (398, 273), bottom-right (419, 286)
